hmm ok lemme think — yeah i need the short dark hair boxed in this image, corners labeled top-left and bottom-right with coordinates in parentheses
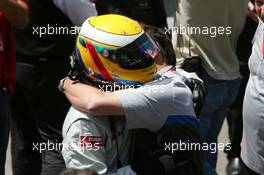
top-left (62, 168), bottom-right (98, 175)
top-left (144, 25), bottom-right (176, 66)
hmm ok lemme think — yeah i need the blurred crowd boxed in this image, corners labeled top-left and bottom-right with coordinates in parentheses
top-left (0, 0), bottom-right (263, 175)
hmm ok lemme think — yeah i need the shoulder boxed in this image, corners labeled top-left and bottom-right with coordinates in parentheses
top-left (63, 107), bottom-right (109, 137)
top-left (114, 70), bottom-right (191, 101)
top-left (149, 71), bottom-right (192, 96)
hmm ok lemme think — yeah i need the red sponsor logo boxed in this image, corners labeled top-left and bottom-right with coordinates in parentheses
top-left (80, 134), bottom-right (104, 148)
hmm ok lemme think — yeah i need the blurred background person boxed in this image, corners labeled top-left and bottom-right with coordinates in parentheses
top-left (225, 1), bottom-right (258, 174)
top-left (172, 0), bottom-right (248, 174)
top-left (241, 0), bottom-right (264, 174)
top-left (11, 0), bottom-right (76, 174)
top-left (0, 0), bottom-right (30, 174)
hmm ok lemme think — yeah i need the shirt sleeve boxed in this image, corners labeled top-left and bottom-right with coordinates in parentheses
top-left (62, 119), bottom-right (136, 175)
top-left (53, 0), bottom-right (97, 26)
top-left (114, 77), bottom-right (195, 132)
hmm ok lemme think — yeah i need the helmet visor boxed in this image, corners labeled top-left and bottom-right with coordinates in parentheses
top-left (79, 33), bottom-right (159, 70)
top-left (113, 33), bottom-right (159, 69)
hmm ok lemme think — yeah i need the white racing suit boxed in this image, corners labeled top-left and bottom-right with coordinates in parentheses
top-left (62, 107), bottom-right (136, 175)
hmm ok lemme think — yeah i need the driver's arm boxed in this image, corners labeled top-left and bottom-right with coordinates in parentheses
top-left (61, 77), bottom-right (125, 116)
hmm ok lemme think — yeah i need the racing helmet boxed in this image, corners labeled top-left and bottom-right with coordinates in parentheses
top-left (69, 14), bottom-right (158, 86)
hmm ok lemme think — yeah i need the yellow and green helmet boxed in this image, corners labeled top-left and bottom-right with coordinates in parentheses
top-left (72, 14), bottom-right (158, 86)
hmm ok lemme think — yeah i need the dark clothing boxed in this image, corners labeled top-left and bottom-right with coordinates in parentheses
top-left (11, 104), bottom-right (42, 175)
top-left (0, 10), bottom-right (16, 175)
top-left (11, 0), bottom-right (75, 174)
top-left (11, 60), bottom-right (71, 175)
top-left (12, 60), bottom-right (72, 141)
top-left (132, 125), bottom-right (203, 175)
top-left (14, 0), bottom-right (75, 58)
top-left (0, 12), bottom-right (16, 94)
top-left (40, 145), bottom-right (66, 175)
top-left (0, 88), bottom-right (10, 175)
top-left (95, 0), bottom-right (167, 27)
